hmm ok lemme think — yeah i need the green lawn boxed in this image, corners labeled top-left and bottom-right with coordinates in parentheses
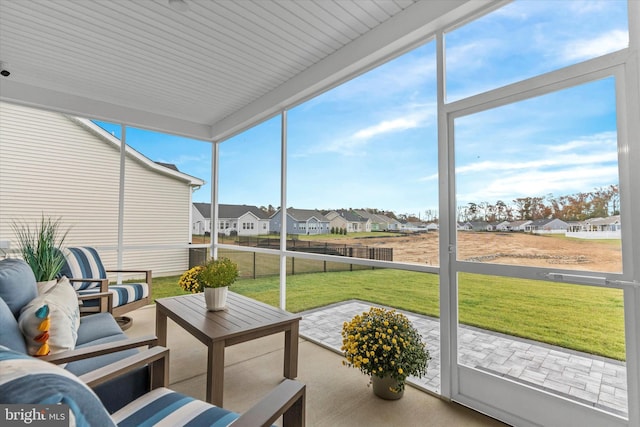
top-left (151, 269), bottom-right (625, 361)
top-left (543, 233), bottom-right (622, 246)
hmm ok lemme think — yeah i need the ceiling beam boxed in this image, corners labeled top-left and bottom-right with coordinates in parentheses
top-left (0, 80), bottom-right (213, 141)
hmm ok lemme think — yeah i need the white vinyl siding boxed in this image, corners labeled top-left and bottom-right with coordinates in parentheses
top-left (0, 102), bottom-right (120, 248)
top-left (0, 102), bottom-right (195, 276)
top-left (122, 159), bottom-right (192, 273)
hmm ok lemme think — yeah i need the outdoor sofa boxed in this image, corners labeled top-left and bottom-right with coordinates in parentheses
top-left (0, 258), bottom-right (154, 412)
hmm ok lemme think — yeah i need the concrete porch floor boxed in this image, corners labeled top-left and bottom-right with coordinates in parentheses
top-left (125, 305), bottom-right (507, 426)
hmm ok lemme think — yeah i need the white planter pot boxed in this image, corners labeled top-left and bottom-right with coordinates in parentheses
top-left (204, 286), bottom-right (228, 311)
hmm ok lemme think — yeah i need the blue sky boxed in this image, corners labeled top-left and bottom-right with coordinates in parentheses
top-left (95, 0), bottom-right (628, 219)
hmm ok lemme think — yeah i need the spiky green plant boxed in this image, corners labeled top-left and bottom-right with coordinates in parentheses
top-left (11, 215), bottom-right (70, 282)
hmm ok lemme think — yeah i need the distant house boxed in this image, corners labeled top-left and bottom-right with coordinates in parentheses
top-left (192, 203), bottom-right (211, 235)
top-left (566, 221), bottom-right (583, 232)
top-left (525, 218), bottom-right (569, 233)
top-left (401, 220), bottom-right (427, 231)
top-left (426, 222), bottom-right (439, 231)
top-left (353, 210), bottom-right (400, 231)
top-left (506, 220), bottom-right (532, 231)
top-left (192, 203), bottom-right (270, 236)
top-left (468, 221), bottom-right (491, 231)
top-left (457, 222), bottom-right (473, 231)
top-left (376, 214), bottom-right (402, 231)
top-left (324, 210), bottom-right (370, 233)
top-left (0, 102), bottom-right (204, 275)
top-left (493, 221), bottom-right (510, 231)
top-left (566, 215), bottom-right (621, 239)
top-left (270, 208), bottom-right (330, 235)
top-left (354, 210), bottom-right (383, 231)
top-left (583, 215), bottom-right (621, 232)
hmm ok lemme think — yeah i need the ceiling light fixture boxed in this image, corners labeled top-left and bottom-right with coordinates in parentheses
top-left (0, 62), bottom-right (10, 77)
top-left (168, 0), bottom-right (189, 13)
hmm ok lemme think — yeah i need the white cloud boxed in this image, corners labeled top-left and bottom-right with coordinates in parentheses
top-left (458, 165), bottom-right (619, 204)
top-left (311, 48), bottom-right (436, 106)
top-left (568, 0), bottom-right (616, 14)
top-left (313, 105), bottom-right (435, 155)
top-left (353, 116), bottom-right (420, 140)
top-left (468, 166), bottom-right (618, 202)
top-left (419, 172), bottom-right (438, 182)
top-left (455, 151), bottom-right (618, 175)
top-left (562, 30), bottom-right (628, 62)
top-left (455, 130), bottom-right (619, 204)
top-left (548, 131), bottom-right (616, 152)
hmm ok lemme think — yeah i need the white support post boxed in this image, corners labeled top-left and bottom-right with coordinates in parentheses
top-left (280, 110), bottom-right (288, 310)
top-left (116, 124), bottom-right (126, 284)
top-left (211, 142), bottom-right (219, 261)
top-left (621, 1), bottom-right (640, 421)
top-left (436, 31), bottom-right (454, 400)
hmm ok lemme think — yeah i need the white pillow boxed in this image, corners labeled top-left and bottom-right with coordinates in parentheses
top-left (18, 277), bottom-right (80, 356)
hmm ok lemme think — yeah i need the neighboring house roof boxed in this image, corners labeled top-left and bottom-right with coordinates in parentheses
top-left (508, 220), bottom-right (531, 227)
top-left (468, 221), bottom-right (489, 229)
top-left (282, 208), bottom-right (330, 222)
top-left (334, 209), bottom-right (367, 222)
top-left (155, 161), bottom-right (179, 171)
top-left (193, 203), bottom-right (270, 220)
top-left (354, 210), bottom-right (378, 222)
top-left (194, 203), bottom-right (211, 219)
top-left (375, 214), bottom-right (400, 225)
top-left (587, 215), bottom-right (620, 226)
top-left (220, 204), bottom-right (270, 219)
top-left (527, 218), bottom-right (569, 228)
top-left (528, 218), bottom-right (555, 226)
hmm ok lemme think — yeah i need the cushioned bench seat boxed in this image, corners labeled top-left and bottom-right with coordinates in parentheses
top-left (77, 283), bottom-right (149, 313)
top-left (112, 388), bottom-right (239, 427)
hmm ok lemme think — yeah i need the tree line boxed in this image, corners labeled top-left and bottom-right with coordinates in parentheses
top-left (456, 185), bottom-right (619, 222)
top-left (256, 185), bottom-right (619, 225)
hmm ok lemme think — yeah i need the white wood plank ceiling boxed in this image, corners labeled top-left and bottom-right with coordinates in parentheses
top-left (0, 0), bottom-right (493, 141)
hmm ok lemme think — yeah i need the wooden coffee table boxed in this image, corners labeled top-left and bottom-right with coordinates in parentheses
top-left (155, 291), bottom-right (301, 407)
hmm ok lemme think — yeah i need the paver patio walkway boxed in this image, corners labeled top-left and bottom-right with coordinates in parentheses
top-left (299, 300), bottom-right (628, 418)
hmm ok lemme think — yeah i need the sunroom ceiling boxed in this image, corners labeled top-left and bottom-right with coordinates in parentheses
top-left (0, 0), bottom-right (494, 141)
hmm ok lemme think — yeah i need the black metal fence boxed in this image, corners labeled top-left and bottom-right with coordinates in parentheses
top-left (236, 236), bottom-right (393, 262)
top-left (190, 236), bottom-right (393, 278)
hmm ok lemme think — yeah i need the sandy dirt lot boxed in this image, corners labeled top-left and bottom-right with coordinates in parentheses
top-left (322, 232), bottom-right (622, 273)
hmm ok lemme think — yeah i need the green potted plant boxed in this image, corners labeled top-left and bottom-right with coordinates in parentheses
top-left (341, 306), bottom-right (430, 399)
top-left (179, 257), bottom-right (238, 311)
top-left (11, 215), bottom-right (70, 292)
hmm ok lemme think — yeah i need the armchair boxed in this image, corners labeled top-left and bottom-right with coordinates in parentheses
top-left (59, 247), bottom-right (152, 317)
top-left (1, 345), bottom-right (307, 427)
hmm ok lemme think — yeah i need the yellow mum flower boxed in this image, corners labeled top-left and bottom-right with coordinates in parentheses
top-left (340, 306), bottom-right (430, 393)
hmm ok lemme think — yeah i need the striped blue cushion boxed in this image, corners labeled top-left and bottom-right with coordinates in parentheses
top-left (77, 283), bottom-right (149, 311)
top-left (112, 388), bottom-right (238, 427)
top-left (60, 247), bottom-right (107, 290)
top-left (0, 345), bottom-right (116, 427)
